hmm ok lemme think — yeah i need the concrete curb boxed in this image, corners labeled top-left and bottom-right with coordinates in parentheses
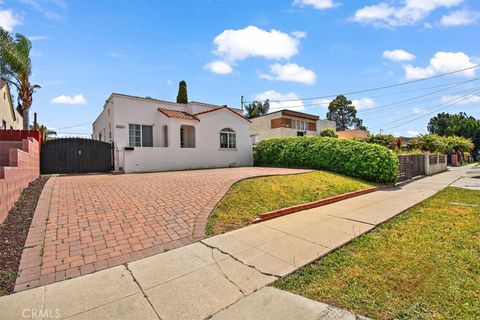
top-left (14, 175), bottom-right (56, 292)
top-left (253, 185), bottom-right (388, 224)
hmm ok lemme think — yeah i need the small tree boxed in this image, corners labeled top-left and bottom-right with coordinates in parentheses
top-left (244, 99), bottom-right (269, 119)
top-left (326, 95), bottom-right (365, 131)
top-left (408, 134), bottom-right (447, 153)
top-left (0, 27), bottom-right (40, 129)
top-left (362, 134), bottom-right (396, 149)
top-left (319, 128), bottom-right (338, 138)
top-left (176, 80), bottom-right (188, 104)
top-left (444, 136), bottom-right (474, 153)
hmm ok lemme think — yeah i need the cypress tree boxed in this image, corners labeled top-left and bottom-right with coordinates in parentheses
top-left (176, 80), bottom-right (188, 104)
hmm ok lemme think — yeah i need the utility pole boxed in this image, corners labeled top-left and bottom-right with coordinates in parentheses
top-left (240, 95), bottom-right (244, 111)
top-left (379, 129), bottom-right (383, 135)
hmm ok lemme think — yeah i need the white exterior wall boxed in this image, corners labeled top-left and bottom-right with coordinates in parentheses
top-left (316, 119), bottom-right (336, 134)
top-left (425, 153), bottom-right (448, 175)
top-left (93, 95), bottom-right (252, 173)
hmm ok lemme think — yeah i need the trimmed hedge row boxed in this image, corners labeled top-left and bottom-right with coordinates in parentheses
top-left (254, 136), bottom-right (399, 183)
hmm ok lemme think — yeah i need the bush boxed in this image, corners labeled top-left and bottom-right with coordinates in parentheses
top-left (360, 134), bottom-right (397, 149)
top-left (319, 128), bottom-right (338, 138)
top-left (254, 136), bottom-right (399, 184)
top-left (407, 134), bottom-right (474, 153)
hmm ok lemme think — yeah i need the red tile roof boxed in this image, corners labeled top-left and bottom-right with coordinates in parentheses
top-left (194, 106), bottom-right (251, 123)
top-left (158, 108), bottom-right (199, 121)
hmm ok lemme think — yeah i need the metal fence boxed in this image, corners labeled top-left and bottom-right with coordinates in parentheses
top-left (397, 154), bottom-right (426, 182)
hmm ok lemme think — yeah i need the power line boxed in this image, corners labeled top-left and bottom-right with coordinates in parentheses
top-left (244, 64), bottom-right (480, 104)
top-left (372, 88), bottom-right (480, 131)
top-left (265, 77), bottom-right (479, 112)
top-left (361, 84), bottom-right (480, 121)
top-left (55, 123), bottom-right (91, 130)
top-left (55, 131), bottom-right (91, 135)
top-left (373, 88), bottom-right (480, 130)
top-left (360, 78), bottom-right (479, 115)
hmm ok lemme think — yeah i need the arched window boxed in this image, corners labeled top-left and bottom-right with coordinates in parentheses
top-left (220, 128), bottom-right (236, 149)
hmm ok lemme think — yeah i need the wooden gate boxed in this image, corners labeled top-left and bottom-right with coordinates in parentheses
top-left (41, 138), bottom-right (113, 174)
top-left (397, 154), bottom-right (425, 182)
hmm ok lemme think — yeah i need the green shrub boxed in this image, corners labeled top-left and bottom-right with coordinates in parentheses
top-left (319, 128), bottom-right (338, 138)
top-left (254, 136), bottom-right (399, 183)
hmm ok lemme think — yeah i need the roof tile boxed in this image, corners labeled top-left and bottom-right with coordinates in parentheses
top-left (157, 108), bottom-right (199, 121)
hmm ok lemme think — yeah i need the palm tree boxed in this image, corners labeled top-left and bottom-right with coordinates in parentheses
top-left (0, 27), bottom-right (40, 130)
top-left (244, 99), bottom-right (269, 119)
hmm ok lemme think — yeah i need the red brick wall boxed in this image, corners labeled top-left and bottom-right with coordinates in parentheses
top-left (0, 138), bottom-right (40, 222)
top-left (0, 129), bottom-right (44, 145)
top-left (271, 117), bottom-right (293, 129)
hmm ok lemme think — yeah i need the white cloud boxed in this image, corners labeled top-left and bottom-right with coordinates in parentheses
top-left (312, 98), bottom-right (332, 108)
top-left (259, 63), bottom-right (316, 85)
top-left (212, 25), bottom-right (304, 63)
top-left (440, 10), bottom-right (480, 26)
top-left (204, 60), bottom-right (233, 75)
top-left (383, 49), bottom-right (416, 61)
top-left (441, 94), bottom-right (480, 105)
top-left (0, 8), bottom-right (21, 31)
top-left (312, 97), bottom-right (375, 110)
top-left (254, 90), bottom-right (305, 111)
top-left (18, 0), bottom-right (67, 20)
top-left (413, 107), bottom-right (428, 114)
top-left (352, 0), bottom-right (463, 28)
top-left (28, 35), bottom-right (48, 41)
top-left (403, 51), bottom-right (476, 80)
top-left (406, 130), bottom-right (421, 137)
top-left (51, 94), bottom-right (87, 105)
top-left (352, 97), bottom-right (376, 110)
top-left (293, 0), bottom-right (338, 10)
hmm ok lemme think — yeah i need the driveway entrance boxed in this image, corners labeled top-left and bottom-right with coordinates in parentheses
top-left (15, 167), bottom-right (308, 290)
top-left (41, 138), bottom-right (113, 174)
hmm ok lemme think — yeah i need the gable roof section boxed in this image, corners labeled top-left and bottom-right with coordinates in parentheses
top-left (0, 80), bottom-right (18, 121)
top-left (250, 109), bottom-right (321, 121)
top-left (157, 108), bottom-right (199, 121)
top-left (110, 93), bottom-right (224, 111)
top-left (194, 106), bottom-right (251, 123)
top-left (281, 109), bottom-right (319, 121)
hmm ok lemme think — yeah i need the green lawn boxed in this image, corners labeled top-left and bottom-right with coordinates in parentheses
top-left (205, 170), bottom-right (375, 236)
top-left (274, 187), bottom-right (480, 320)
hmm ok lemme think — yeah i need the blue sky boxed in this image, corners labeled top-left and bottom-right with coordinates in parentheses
top-left (1, 0), bottom-right (479, 137)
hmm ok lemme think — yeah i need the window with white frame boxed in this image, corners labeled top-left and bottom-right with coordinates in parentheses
top-left (220, 128), bottom-right (236, 149)
top-left (250, 134), bottom-right (260, 145)
top-left (292, 120), bottom-right (312, 131)
top-left (129, 124), bottom-right (153, 147)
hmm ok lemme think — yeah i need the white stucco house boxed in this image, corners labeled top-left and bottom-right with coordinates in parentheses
top-left (92, 93), bottom-right (253, 173)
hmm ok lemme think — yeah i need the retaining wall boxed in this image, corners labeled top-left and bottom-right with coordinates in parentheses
top-left (0, 137), bottom-right (40, 221)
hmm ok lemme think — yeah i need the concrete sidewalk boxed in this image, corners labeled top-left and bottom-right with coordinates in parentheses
top-left (0, 169), bottom-right (466, 320)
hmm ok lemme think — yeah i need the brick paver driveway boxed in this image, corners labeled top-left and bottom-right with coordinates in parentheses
top-left (15, 167), bottom-right (308, 291)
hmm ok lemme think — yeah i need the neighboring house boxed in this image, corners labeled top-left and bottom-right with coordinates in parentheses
top-left (0, 80), bottom-right (23, 130)
top-left (248, 109), bottom-right (335, 145)
top-left (92, 93), bottom-right (252, 173)
top-left (336, 129), bottom-right (370, 139)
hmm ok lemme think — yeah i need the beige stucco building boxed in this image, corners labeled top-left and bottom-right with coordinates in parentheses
top-left (249, 109), bottom-right (335, 145)
top-left (0, 81), bottom-right (23, 130)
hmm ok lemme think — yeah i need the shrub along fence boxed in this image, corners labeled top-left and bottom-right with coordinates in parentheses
top-left (254, 136), bottom-right (399, 184)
